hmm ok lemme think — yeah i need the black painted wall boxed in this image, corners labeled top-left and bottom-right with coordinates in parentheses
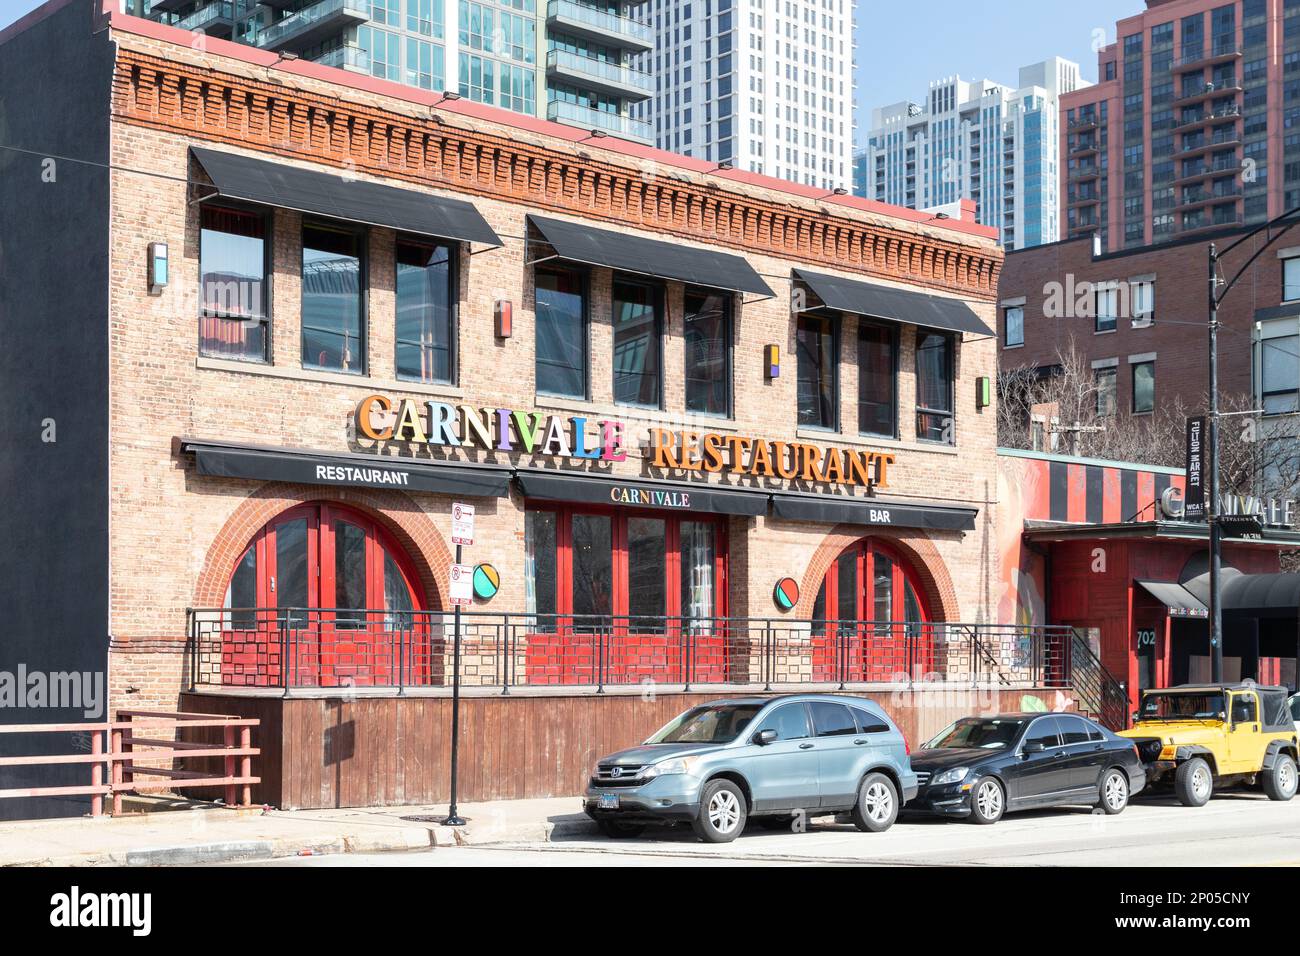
top-left (0, 0), bottom-right (113, 819)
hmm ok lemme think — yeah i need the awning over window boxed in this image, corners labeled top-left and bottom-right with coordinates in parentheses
top-left (190, 147), bottom-right (502, 247)
top-left (770, 492), bottom-right (977, 531)
top-left (514, 469), bottom-right (768, 516)
top-left (180, 439), bottom-right (511, 498)
top-left (527, 214), bottom-right (774, 297)
top-left (1135, 580), bottom-right (1208, 616)
top-left (792, 268), bottom-right (993, 336)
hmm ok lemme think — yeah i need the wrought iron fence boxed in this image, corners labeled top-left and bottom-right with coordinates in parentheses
top-left (188, 609), bottom-right (1079, 695)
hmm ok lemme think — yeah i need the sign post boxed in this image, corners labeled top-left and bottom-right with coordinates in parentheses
top-left (442, 503), bottom-right (475, 827)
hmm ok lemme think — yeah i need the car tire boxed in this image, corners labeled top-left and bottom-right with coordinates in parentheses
top-left (968, 776), bottom-right (1005, 825)
top-left (1175, 757), bottom-right (1214, 807)
top-left (1097, 768), bottom-right (1129, 815)
top-left (595, 819), bottom-right (645, 839)
top-left (850, 772), bottom-right (899, 833)
top-left (1262, 753), bottom-right (1298, 802)
top-left (692, 779), bottom-right (747, 843)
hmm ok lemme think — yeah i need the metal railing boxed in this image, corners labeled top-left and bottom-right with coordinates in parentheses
top-left (546, 0), bottom-right (653, 46)
top-left (256, 0), bottom-right (369, 50)
top-left (545, 49), bottom-right (654, 95)
top-left (188, 608), bottom-right (1077, 695)
top-left (547, 99), bottom-right (652, 141)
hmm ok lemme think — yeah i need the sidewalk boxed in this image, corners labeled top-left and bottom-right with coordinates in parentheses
top-left (0, 796), bottom-right (596, 866)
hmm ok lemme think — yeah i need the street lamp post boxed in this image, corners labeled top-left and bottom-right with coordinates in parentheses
top-left (1205, 208), bottom-right (1300, 681)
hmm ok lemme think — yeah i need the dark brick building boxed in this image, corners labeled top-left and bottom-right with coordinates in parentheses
top-left (997, 225), bottom-right (1300, 421)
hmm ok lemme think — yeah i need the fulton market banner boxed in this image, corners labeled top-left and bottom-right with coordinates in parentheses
top-left (1184, 415), bottom-right (1206, 521)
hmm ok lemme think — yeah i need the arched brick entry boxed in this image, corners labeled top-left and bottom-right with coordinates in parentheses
top-left (193, 483), bottom-right (452, 610)
top-left (795, 524), bottom-right (960, 621)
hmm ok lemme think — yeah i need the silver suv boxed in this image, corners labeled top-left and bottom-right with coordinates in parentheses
top-left (583, 694), bottom-right (918, 843)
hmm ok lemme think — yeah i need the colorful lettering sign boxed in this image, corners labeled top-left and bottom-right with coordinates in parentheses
top-left (648, 428), bottom-right (894, 490)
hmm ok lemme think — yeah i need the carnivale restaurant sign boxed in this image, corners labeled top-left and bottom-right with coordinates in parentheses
top-left (356, 395), bottom-right (896, 490)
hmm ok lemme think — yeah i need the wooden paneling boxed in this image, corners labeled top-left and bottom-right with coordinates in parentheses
top-left (181, 689), bottom-right (1064, 810)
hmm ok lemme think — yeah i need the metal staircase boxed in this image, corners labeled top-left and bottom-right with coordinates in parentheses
top-left (1067, 631), bottom-right (1130, 730)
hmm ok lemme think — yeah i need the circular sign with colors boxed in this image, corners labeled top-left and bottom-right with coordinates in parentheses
top-left (473, 563), bottom-right (500, 600)
top-left (773, 577), bottom-right (799, 611)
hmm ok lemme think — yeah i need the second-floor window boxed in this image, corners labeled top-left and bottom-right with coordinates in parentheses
top-left (301, 223), bottom-right (365, 374)
top-left (797, 313), bottom-right (838, 430)
top-left (395, 238), bottom-right (456, 384)
top-left (1095, 284), bottom-right (1119, 333)
top-left (612, 276), bottom-right (663, 408)
top-left (1132, 360), bottom-right (1156, 413)
top-left (916, 331), bottom-right (954, 443)
top-left (857, 321), bottom-right (897, 438)
top-left (1258, 320), bottom-right (1300, 414)
top-left (1130, 279), bottom-right (1155, 326)
top-left (1095, 367), bottom-right (1118, 416)
top-left (683, 288), bottom-right (732, 417)
top-left (199, 204), bottom-right (268, 362)
top-left (1284, 256), bottom-right (1300, 302)
top-left (1004, 305), bottom-right (1024, 347)
top-left (535, 264), bottom-right (588, 399)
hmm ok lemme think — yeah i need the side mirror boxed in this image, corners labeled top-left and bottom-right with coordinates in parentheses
top-left (753, 729), bottom-right (778, 746)
top-left (1022, 741), bottom-right (1046, 755)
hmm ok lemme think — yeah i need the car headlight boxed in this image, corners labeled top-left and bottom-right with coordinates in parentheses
top-left (642, 756), bottom-right (700, 779)
top-left (931, 766), bottom-right (969, 786)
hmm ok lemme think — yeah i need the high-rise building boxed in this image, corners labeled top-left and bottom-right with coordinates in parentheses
top-left (857, 58), bottom-right (1084, 250)
top-left (138, 0), bottom-right (654, 142)
top-left (631, 0), bottom-right (856, 190)
top-left (1062, 0), bottom-right (1297, 252)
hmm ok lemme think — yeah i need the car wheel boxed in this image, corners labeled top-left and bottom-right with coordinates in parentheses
top-left (692, 779), bottom-right (747, 843)
top-left (1175, 757), bottom-right (1213, 807)
top-left (1263, 753), bottom-right (1298, 802)
top-left (1097, 768), bottom-right (1129, 815)
top-left (595, 819), bottom-right (645, 839)
top-left (968, 776), bottom-right (1005, 825)
top-left (850, 772), bottom-right (899, 833)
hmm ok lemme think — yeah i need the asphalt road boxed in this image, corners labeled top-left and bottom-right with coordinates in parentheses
top-left (249, 790), bottom-right (1300, 866)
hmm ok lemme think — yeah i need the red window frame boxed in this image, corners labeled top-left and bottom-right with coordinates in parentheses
top-left (816, 538), bottom-right (931, 624)
top-left (525, 502), bottom-right (729, 622)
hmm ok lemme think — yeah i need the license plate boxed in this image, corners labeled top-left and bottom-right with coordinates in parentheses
top-left (598, 793), bottom-right (619, 810)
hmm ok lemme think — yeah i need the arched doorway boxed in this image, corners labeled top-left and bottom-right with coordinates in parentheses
top-left (220, 503), bottom-right (429, 688)
top-left (809, 537), bottom-right (935, 682)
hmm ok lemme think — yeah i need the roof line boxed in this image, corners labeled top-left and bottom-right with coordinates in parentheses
top-left (997, 447), bottom-right (1184, 475)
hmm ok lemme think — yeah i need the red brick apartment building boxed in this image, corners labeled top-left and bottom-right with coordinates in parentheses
top-left (1, 0), bottom-right (1135, 815)
top-left (997, 225), bottom-right (1300, 422)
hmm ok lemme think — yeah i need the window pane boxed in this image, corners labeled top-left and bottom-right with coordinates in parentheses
top-left (535, 267), bottom-right (586, 397)
top-left (858, 322), bottom-right (896, 436)
top-left (1262, 335), bottom-right (1300, 413)
top-left (1024, 716), bottom-right (1063, 749)
top-left (200, 205), bottom-right (266, 361)
top-left (836, 553), bottom-right (856, 622)
top-left (225, 546), bottom-right (257, 629)
top-left (1133, 361), bottom-right (1155, 413)
top-left (335, 521), bottom-right (368, 627)
top-left (383, 552), bottom-right (414, 629)
top-left (1096, 368), bottom-right (1118, 416)
top-left (1060, 716), bottom-right (1092, 745)
top-left (627, 517), bottom-right (666, 626)
top-left (873, 552), bottom-right (893, 621)
top-left (916, 332), bottom-right (953, 442)
top-left (302, 226), bottom-right (364, 373)
top-left (810, 701), bottom-right (857, 737)
top-left (756, 703), bottom-right (811, 740)
top-left (1286, 258), bottom-right (1300, 301)
top-left (797, 313), bottom-right (837, 428)
top-left (396, 239), bottom-right (454, 383)
top-left (680, 521), bottom-right (715, 629)
top-left (275, 519), bottom-right (309, 628)
top-left (1004, 306), bottom-right (1024, 346)
top-left (684, 289), bottom-right (731, 415)
top-left (613, 279), bottom-right (662, 407)
top-left (571, 514), bottom-right (612, 621)
top-left (525, 510), bottom-right (557, 630)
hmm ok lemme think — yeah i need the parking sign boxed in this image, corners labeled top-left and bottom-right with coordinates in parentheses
top-left (448, 563), bottom-right (473, 606)
top-left (451, 502), bottom-right (475, 545)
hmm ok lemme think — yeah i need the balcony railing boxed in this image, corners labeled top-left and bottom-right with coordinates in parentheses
top-left (189, 608), bottom-right (1079, 696)
top-left (545, 49), bottom-right (654, 98)
top-left (547, 99), bottom-right (652, 141)
top-left (256, 0), bottom-right (370, 53)
top-left (174, 1), bottom-right (235, 34)
top-left (311, 45), bottom-right (371, 72)
top-left (546, 0), bottom-right (653, 50)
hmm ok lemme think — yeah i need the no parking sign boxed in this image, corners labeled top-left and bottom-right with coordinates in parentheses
top-left (448, 563), bottom-right (473, 606)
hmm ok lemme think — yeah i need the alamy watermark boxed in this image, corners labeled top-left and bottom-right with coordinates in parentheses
top-left (0, 665), bottom-right (105, 719)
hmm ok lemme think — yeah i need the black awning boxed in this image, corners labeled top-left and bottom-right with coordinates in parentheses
top-left (528, 214), bottom-right (774, 297)
top-left (181, 439), bottom-right (510, 498)
top-left (1222, 572), bottom-right (1300, 615)
top-left (514, 470), bottom-right (767, 516)
top-left (793, 268), bottom-right (993, 336)
top-left (1135, 580), bottom-right (1208, 616)
top-left (770, 493), bottom-right (976, 531)
top-left (190, 147), bottom-right (502, 247)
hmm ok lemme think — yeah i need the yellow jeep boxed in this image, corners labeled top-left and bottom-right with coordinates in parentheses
top-left (1118, 683), bottom-right (1298, 807)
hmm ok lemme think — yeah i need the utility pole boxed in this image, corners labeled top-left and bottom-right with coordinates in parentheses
top-left (1207, 243), bottom-right (1223, 682)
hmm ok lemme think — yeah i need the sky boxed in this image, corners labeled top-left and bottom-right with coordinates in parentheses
top-left (1, 0), bottom-right (1144, 142)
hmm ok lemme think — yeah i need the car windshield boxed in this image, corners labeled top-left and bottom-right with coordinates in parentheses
top-left (646, 704), bottom-right (764, 744)
top-left (1138, 692), bottom-right (1225, 720)
top-left (925, 718), bottom-right (1025, 750)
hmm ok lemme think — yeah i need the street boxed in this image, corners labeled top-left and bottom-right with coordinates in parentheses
top-left (248, 791), bottom-right (1300, 867)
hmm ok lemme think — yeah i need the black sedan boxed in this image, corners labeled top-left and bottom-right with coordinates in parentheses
top-left (905, 712), bottom-right (1146, 824)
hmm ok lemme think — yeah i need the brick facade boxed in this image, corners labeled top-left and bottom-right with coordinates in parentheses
top-left (101, 21), bottom-right (1005, 716)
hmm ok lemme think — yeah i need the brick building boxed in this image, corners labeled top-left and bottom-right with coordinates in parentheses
top-left (997, 225), bottom-right (1300, 425)
top-left (3, 0), bottom-right (1092, 814)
